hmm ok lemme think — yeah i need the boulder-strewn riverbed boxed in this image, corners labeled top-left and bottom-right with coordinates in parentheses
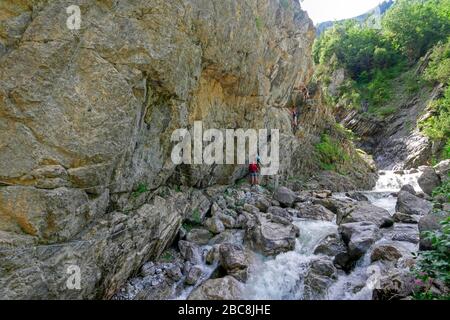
top-left (114, 162), bottom-right (449, 300)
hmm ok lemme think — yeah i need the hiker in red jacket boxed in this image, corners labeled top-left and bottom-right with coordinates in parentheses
top-left (249, 161), bottom-right (259, 185)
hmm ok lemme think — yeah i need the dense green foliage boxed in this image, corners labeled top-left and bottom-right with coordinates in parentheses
top-left (419, 86), bottom-right (450, 140)
top-left (191, 209), bottom-right (202, 224)
top-left (419, 38), bottom-right (450, 160)
top-left (314, 134), bottom-right (350, 171)
top-left (314, 0), bottom-right (450, 71)
top-left (413, 217), bottom-right (450, 300)
top-left (313, 20), bottom-right (400, 79)
top-left (383, 0), bottom-right (450, 62)
top-left (314, 0), bottom-right (450, 160)
top-left (413, 227), bottom-right (450, 299)
top-left (313, 0), bottom-right (450, 118)
top-left (432, 176), bottom-right (450, 202)
top-left (424, 37), bottom-right (450, 84)
top-left (412, 179), bottom-right (450, 300)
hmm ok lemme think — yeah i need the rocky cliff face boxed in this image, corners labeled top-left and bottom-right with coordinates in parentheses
top-left (0, 0), bottom-right (374, 299)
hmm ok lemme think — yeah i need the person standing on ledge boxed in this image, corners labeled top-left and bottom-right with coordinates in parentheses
top-left (249, 161), bottom-right (260, 185)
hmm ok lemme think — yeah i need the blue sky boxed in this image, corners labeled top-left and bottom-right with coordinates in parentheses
top-left (300, 0), bottom-right (388, 24)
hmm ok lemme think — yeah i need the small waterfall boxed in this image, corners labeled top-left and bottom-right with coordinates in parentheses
top-left (174, 245), bottom-right (218, 300)
top-left (240, 170), bottom-right (422, 300)
top-left (374, 170), bottom-right (422, 193)
top-left (243, 220), bottom-right (338, 300)
top-left (326, 236), bottom-right (418, 300)
top-left (327, 170), bottom-right (422, 300)
top-left (326, 254), bottom-right (374, 300)
top-left (364, 192), bottom-right (397, 214)
top-left (364, 169), bottom-right (423, 214)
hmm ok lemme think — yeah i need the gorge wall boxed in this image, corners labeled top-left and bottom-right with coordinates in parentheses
top-left (0, 0), bottom-right (375, 299)
top-left (332, 70), bottom-right (441, 170)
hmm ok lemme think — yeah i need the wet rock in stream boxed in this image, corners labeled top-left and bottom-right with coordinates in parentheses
top-left (339, 222), bottom-right (381, 267)
top-left (246, 213), bottom-right (298, 256)
top-left (337, 202), bottom-right (394, 228)
top-left (188, 276), bottom-right (244, 300)
top-left (114, 168), bottom-right (438, 301)
top-left (396, 190), bottom-right (433, 216)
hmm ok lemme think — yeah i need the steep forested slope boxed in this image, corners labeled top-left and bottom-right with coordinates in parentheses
top-left (313, 0), bottom-right (450, 169)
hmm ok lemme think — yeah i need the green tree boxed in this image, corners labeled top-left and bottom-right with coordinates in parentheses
top-left (313, 20), bottom-right (399, 80)
top-left (424, 37), bottom-right (450, 85)
top-left (383, 0), bottom-right (450, 62)
top-left (419, 37), bottom-right (450, 160)
top-left (419, 86), bottom-right (450, 141)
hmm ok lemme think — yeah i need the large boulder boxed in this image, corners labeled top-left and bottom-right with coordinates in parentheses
top-left (243, 203), bottom-right (260, 215)
top-left (188, 276), bottom-right (243, 300)
top-left (273, 187), bottom-right (296, 208)
top-left (267, 206), bottom-right (293, 222)
top-left (294, 203), bottom-right (335, 221)
top-left (418, 167), bottom-right (441, 195)
top-left (186, 191), bottom-right (211, 223)
top-left (3, 193), bottom-right (187, 300)
top-left (388, 224), bottom-right (420, 244)
top-left (338, 202), bottom-right (393, 228)
top-left (215, 213), bottom-right (235, 229)
top-left (339, 222), bottom-right (380, 265)
top-left (396, 191), bottom-right (433, 216)
top-left (219, 244), bottom-right (249, 282)
top-left (370, 244), bottom-right (403, 263)
top-left (209, 230), bottom-right (245, 246)
top-left (255, 197), bottom-right (271, 213)
top-left (219, 244), bottom-right (248, 270)
top-left (345, 191), bottom-right (369, 202)
top-left (246, 214), bottom-right (298, 256)
top-left (303, 257), bottom-right (338, 299)
top-left (312, 190), bottom-right (332, 199)
top-left (185, 229), bottom-right (214, 245)
top-left (166, 264), bottom-right (183, 282)
top-left (205, 217), bottom-right (225, 234)
top-left (178, 241), bottom-right (202, 265)
top-left (185, 265), bottom-right (203, 285)
top-left (372, 269), bottom-right (415, 300)
top-left (205, 245), bottom-right (220, 265)
top-left (313, 197), bottom-right (355, 215)
top-left (400, 184), bottom-right (416, 195)
top-left (392, 212), bottom-right (419, 224)
top-left (140, 262), bottom-right (156, 277)
top-left (314, 234), bottom-right (347, 265)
